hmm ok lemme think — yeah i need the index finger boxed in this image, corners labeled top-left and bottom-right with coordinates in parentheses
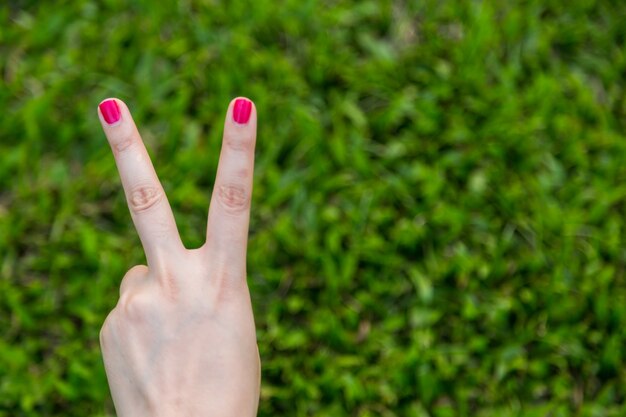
top-left (98, 98), bottom-right (183, 266)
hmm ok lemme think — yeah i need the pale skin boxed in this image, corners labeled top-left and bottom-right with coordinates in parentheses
top-left (97, 98), bottom-right (260, 417)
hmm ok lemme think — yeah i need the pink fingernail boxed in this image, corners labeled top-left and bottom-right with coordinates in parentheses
top-left (99, 99), bottom-right (121, 124)
top-left (232, 98), bottom-right (252, 124)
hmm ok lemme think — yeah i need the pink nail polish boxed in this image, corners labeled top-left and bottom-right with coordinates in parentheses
top-left (99, 99), bottom-right (121, 124)
top-left (232, 98), bottom-right (252, 124)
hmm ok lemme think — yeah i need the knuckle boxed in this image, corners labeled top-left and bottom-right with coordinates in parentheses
top-left (159, 269), bottom-right (180, 301)
top-left (110, 127), bottom-right (137, 154)
top-left (113, 134), bottom-right (135, 153)
top-left (99, 312), bottom-right (114, 347)
top-left (121, 292), bottom-right (154, 322)
top-left (215, 272), bottom-right (248, 299)
top-left (234, 168), bottom-right (251, 180)
top-left (119, 265), bottom-right (148, 296)
top-left (99, 327), bottom-right (106, 348)
top-left (217, 183), bottom-right (250, 213)
top-left (224, 131), bottom-right (253, 152)
top-left (128, 184), bottom-right (163, 213)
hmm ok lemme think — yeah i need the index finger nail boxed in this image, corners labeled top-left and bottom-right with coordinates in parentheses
top-left (232, 98), bottom-right (252, 125)
top-left (100, 99), bottom-right (121, 125)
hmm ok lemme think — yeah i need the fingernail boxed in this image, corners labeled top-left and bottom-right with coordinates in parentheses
top-left (232, 98), bottom-right (252, 124)
top-left (99, 99), bottom-right (121, 125)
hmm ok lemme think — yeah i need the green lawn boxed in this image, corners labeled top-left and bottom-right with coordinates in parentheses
top-left (1, 0), bottom-right (626, 416)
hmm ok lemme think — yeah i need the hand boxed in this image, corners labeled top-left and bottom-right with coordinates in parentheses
top-left (97, 97), bottom-right (260, 417)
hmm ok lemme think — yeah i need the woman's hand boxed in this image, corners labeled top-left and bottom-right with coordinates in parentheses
top-left (97, 98), bottom-right (260, 417)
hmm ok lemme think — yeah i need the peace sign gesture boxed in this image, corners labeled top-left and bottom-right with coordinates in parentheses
top-left (98, 97), bottom-right (260, 417)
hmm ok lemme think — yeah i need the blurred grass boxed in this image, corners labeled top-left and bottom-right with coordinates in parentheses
top-left (1, 0), bottom-right (626, 416)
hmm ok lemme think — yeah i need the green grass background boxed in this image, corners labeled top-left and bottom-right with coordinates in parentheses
top-left (2, 0), bottom-right (626, 416)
